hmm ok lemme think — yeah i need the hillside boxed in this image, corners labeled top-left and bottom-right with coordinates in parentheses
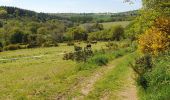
top-left (0, 6), bottom-right (138, 23)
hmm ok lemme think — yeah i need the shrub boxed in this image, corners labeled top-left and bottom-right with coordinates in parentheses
top-left (0, 42), bottom-right (3, 48)
top-left (27, 42), bottom-right (39, 48)
top-left (138, 27), bottom-right (169, 55)
top-left (110, 25), bottom-right (124, 41)
top-left (4, 44), bottom-right (20, 51)
top-left (10, 30), bottom-right (25, 44)
top-left (105, 42), bottom-right (118, 50)
top-left (90, 55), bottom-right (109, 66)
top-left (131, 54), bottom-right (152, 76)
top-left (130, 54), bottom-right (152, 89)
top-left (63, 52), bottom-right (74, 60)
top-left (0, 47), bottom-right (3, 52)
top-left (67, 42), bottom-right (74, 46)
top-left (74, 45), bottom-right (82, 51)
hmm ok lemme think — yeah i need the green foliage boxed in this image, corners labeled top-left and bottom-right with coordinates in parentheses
top-left (109, 25), bottom-right (124, 41)
top-left (89, 54), bottom-right (109, 66)
top-left (63, 45), bottom-right (93, 62)
top-left (10, 29), bottom-right (25, 44)
top-left (130, 54), bottom-right (152, 89)
top-left (0, 8), bottom-right (7, 18)
top-left (105, 42), bottom-right (119, 50)
top-left (139, 52), bottom-right (170, 100)
top-left (67, 42), bottom-right (74, 46)
top-left (88, 25), bottom-right (124, 41)
top-left (66, 27), bottom-right (87, 41)
top-left (0, 42), bottom-right (3, 48)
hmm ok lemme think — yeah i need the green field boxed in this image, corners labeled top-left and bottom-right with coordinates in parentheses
top-left (101, 21), bottom-right (130, 29)
top-left (0, 42), bottom-right (137, 100)
top-left (80, 21), bottom-right (130, 29)
top-left (0, 42), bottom-right (108, 99)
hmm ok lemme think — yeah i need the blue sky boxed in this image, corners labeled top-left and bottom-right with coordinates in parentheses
top-left (0, 0), bottom-right (142, 13)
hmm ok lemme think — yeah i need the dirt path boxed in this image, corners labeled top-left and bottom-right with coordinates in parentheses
top-left (72, 62), bottom-right (116, 100)
top-left (118, 72), bottom-right (138, 100)
top-left (55, 55), bottom-right (138, 100)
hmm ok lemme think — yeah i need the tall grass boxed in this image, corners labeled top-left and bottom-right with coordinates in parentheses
top-left (138, 52), bottom-right (170, 100)
top-left (77, 46), bottom-right (135, 71)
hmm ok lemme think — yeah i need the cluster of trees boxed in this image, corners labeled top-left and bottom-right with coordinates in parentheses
top-left (88, 25), bottom-right (124, 41)
top-left (54, 10), bottom-right (138, 23)
top-left (0, 6), bottom-right (68, 22)
top-left (0, 18), bottom-right (66, 48)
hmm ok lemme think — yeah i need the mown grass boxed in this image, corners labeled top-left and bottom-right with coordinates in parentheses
top-left (85, 52), bottom-right (137, 100)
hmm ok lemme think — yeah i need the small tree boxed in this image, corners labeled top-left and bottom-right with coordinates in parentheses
top-left (110, 25), bottom-right (124, 41)
top-left (10, 29), bottom-right (24, 44)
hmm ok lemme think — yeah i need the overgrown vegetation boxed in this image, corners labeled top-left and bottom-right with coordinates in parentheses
top-left (127, 0), bottom-right (170, 100)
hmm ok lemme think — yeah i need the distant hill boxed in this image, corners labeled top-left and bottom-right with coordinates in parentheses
top-left (0, 6), bottom-right (139, 23)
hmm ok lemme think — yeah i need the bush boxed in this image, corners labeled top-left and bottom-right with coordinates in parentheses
top-left (90, 55), bottom-right (109, 66)
top-left (138, 18), bottom-right (170, 55)
top-left (63, 52), bottom-right (74, 60)
top-left (0, 42), bottom-right (3, 48)
top-left (74, 45), bottom-right (82, 51)
top-left (139, 52), bottom-right (170, 100)
top-left (42, 41), bottom-right (59, 47)
top-left (105, 42), bottom-right (118, 50)
top-left (4, 44), bottom-right (20, 51)
top-left (131, 54), bottom-right (152, 76)
top-left (0, 47), bottom-right (3, 52)
top-left (110, 25), bottom-right (124, 41)
top-left (130, 54), bottom-right (152, 89)
top-left (10, 30), bottom-right (25, 44)
top-left (27, 42), bottom-right (39, 48)
top-left (67, 42), bottom-right (74, 46)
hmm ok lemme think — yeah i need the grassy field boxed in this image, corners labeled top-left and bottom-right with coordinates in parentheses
top-left (0, 41), bottom-right (137, 100)
top-left (0, 42), bottom-right (108, 99)
top-left (80, 21), bottom-right (130, 29)
top-left (101, 21), bottom-right (130, 29)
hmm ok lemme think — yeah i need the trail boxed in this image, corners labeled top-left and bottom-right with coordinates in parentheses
top-left (55, 54), bottom-right (138, 100)
top-left (116, 71), bottom-right (138, 100)
top-left (73, 62), bottom-right (116, 100)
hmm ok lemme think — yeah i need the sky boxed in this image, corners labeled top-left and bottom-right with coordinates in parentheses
top-left (0, 0), bottom-right (142, 13)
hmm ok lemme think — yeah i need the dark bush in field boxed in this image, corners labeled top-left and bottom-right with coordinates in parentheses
top-left (74, 45), bottom-right (82, 51)
top-left (0, 47), bottom-right (3, 52)
top-left (4, 44), bottom-right (20, 51)
top-left (67, 42), bottom-right (74, 46)
top-left (63, 52), bottom-right (74, 60)
top-left (63, 45), bottom-right (93, 62)
top-left (42, 42), bottom-right (59, 47)
top-left (0, 42), bottom-right (3, 48)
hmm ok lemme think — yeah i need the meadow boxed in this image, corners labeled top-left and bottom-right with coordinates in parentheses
top-left (0, 42), bottom-right (109, 99)
top-left (0, 41), bottom-right (137, 99)
top-left (101, 21), bottom-right (130, 29)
